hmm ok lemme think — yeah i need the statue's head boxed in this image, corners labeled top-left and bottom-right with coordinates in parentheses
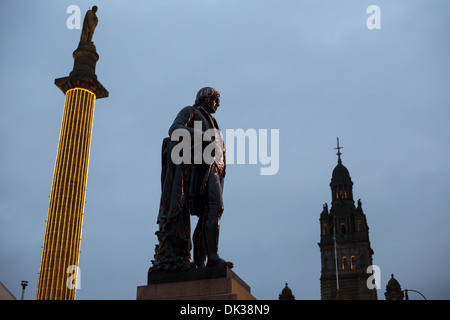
top-left (194, 87), bottom-right (220, 113)
top-left (92, 6), bottom-right (98, 13)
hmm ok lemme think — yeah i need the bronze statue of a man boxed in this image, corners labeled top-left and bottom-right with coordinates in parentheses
top-left (80, 6), bottom-right (98, 42)
top-left (150, 87), bottom-right (233, 274)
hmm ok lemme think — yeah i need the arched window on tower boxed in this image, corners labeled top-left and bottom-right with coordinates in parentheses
top-left (322, 224), bottom-right (327, 235)
top-left (342, 256), bottom-right (348, 270)
top-left (351, 256), bottom-right (356, 270)
top-left (340, 223), bottom-right (346, 234)
top-left (357, 220), bottom-right (362, 232)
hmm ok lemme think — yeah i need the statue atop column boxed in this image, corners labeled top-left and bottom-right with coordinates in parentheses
top-left (80, 6), bottom-right (98, 43)
top-left (65, 6), bottom-right (106, 86)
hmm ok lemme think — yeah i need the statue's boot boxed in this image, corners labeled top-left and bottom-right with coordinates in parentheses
top-left (204, 214), bottom-right (233, 269)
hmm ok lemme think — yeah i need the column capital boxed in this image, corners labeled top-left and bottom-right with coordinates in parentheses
top-left (55, 41), bottom-right (108, 99)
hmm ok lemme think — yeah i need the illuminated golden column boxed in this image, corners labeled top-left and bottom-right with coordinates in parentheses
top-left (37, 89), bottom-right (96, 300)
top-left (37, 8), bottom-right (108, 299)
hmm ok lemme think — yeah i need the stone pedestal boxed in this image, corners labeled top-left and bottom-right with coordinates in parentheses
top-left (137, 266), bottom-right (256, 300)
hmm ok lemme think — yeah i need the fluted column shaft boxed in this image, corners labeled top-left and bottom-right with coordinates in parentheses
top-left (37, 88), bottom-right (96, 300)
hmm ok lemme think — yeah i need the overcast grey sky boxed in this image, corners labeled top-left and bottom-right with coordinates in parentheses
top-left (1, 0), bottom-right (449, 300)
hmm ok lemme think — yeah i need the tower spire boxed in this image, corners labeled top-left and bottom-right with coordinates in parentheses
top-left (334, 137), bottom-right (343, 163)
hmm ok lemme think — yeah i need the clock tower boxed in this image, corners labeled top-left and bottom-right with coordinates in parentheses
top-left (318, 139), bottom-right (377, 300)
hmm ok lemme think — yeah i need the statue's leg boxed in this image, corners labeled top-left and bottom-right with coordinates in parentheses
top-left (204, 166), bottom-right (233, 269)
top-left (193, 216), bottom-right (206, 268)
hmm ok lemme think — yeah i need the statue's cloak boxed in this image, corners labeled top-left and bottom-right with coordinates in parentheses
top-left (149, 138), bottom-right (192, 271)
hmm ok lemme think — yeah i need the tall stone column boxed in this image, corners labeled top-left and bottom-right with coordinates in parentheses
top-left (37, 7), bottom-right (108, 300)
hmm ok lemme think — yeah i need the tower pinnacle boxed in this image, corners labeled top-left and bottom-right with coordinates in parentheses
top-left (334, 137), bottom-right (343, 163)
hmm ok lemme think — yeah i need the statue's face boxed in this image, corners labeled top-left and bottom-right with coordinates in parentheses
top-left (208, 94), bottom-right (220, 113)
